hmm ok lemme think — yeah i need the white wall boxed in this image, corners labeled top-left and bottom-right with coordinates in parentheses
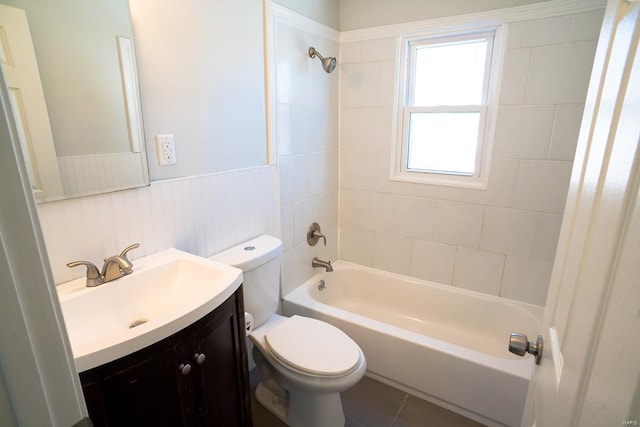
top-left (271, 5), bottom-right (340, 296)
top-left (339, 7), bottom-right (604, 306)
top-left (340, 0), bottom-right (551, 30)
top-left (130, 0), bottom-right (268, 181)
top-left (32, 0), bottom-right (277, 285)
top-left (272, 0), bottom-right (339, 30)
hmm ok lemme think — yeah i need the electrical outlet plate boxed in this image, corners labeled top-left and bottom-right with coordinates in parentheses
top-left (156, 134), bottom-right (176, 166)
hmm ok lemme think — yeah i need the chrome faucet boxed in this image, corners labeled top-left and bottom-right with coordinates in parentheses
top-left (67, 243), bottom-right (140, 287)
top-left (312, 257), bottom-right (333, 272)
top-left (101, 254), bottom-right (134, 281)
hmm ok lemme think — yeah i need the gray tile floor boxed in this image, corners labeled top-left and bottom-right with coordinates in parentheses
top-left (250, 369), bottom-right (486, 427)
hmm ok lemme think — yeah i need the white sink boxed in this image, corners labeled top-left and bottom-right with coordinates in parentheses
top-left (57, 248), bottom-right (242, 372)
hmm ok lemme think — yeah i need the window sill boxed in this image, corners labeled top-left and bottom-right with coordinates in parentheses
top-left (390, 172), bottom-right (488, 190)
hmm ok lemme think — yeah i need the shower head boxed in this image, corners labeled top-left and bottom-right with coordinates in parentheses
top-left (309, 47), bottom-right (337, 73)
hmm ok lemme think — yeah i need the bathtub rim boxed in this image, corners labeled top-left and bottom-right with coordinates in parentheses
top-left (312, 260), bottom-right (544, 313)
top-left (283, 260), bottom-right (543, 379)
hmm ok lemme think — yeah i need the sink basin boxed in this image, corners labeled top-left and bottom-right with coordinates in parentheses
top-left (57, 248), bottom-right (242, 372)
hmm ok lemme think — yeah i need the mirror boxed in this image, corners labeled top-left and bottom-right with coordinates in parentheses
top-left (0, 0), bottom-right (149, 202)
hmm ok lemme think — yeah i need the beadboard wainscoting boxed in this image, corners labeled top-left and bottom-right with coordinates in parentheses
top-left (38, 165), bottom-right (279, 285)
top-left (57, 152), bottom-right (148, 197)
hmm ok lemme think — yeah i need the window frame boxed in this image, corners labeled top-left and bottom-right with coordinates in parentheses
top-left (391, 24), bottom-right (505, 189)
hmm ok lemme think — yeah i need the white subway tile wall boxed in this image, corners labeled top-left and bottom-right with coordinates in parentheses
top-left (38, 166), bottom-right (279, 285)
top-left (434, 201), bottom-right (485, 249)
top-left (373, 232), bottom-right (413, 275)
top-left (38, 8), bottom-right (604, 311)
top-left (272, 10), bottom-right (340, 297)
top-left (339, 11), bottom-right (604, 306)
top-left (410, 240), bottom-right (456, 285)
top-left (453, 248), bottom-right (506, 295)
top-left (499, 47), bottom-right (531, 105)
top-left (493, 105), bottom-right (556, 159)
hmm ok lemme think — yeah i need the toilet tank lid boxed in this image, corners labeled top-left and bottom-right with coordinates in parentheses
top-left (209, 235), bottom-right (282, 271)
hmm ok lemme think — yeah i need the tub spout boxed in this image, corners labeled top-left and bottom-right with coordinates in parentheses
top-left (312, 257), bottom-right (333, 272)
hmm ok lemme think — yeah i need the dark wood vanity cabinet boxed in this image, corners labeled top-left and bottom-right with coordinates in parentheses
top-left (79, 287), bottom-right (252, 427)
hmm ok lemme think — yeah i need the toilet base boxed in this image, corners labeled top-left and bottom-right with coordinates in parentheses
top-left (254, 382), bottom-right (346, 427)
top-left (287, 389), bottom-right (345, 427)
top-left (255, 383), bottom-right (288, 424)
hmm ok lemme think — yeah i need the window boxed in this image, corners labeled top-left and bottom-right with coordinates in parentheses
top-left (392, 26), bottom-right (504, 188)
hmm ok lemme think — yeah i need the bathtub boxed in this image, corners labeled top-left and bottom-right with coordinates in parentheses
top-left (281, 261), bottom-right (543, 427)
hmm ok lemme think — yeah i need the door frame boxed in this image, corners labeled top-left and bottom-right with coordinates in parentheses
top-left (0, 61), bottom-right (86, 425)
top-left (523, 0), bottom-right (640, 425)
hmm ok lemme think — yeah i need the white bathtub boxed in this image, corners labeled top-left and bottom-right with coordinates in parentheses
top-left (281, 261), bottom-right (542, 427)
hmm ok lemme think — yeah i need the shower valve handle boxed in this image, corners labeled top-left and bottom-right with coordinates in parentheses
top-left (313, 231), bottom-right (326, 246)
top-left (307, 223), bottom-right (326, 246)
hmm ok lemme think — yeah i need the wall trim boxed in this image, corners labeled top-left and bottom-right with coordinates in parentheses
top-left (0, 56), bottom-right (87, 425)
top-left (270, 2), bottom-right (340, 41)
top-left (340, 0), bottom-right (607, 42)
top-left (148, 163), bottom-right (277, 186)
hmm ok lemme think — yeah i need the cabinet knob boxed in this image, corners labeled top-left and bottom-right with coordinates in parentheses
top-left (178, 363), bottom-right (192, 375)
top-left (194, 353), bottom-right (206, 365)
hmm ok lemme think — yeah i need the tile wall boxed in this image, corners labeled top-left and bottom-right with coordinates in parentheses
top-left (40, 6), bottom-right (603, 309)
top-left (38, 165), bottom-right (279, 285)
top-left (272, 7), bottom-right (341, 296)
top-left (339, 10), bottom-right (604, 306)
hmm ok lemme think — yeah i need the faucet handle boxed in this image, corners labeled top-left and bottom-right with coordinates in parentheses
top-left (307, 223), bottom-right (327, 246)
top-left (314, 230), bottom-right (327, 246)
top-left (66, 261), bottom-right (103, 287)
top-left (119, 243), bottom-right (140, 261)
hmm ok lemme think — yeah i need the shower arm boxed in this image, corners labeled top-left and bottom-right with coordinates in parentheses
top-left (309, 47), bottom-right (324, 60)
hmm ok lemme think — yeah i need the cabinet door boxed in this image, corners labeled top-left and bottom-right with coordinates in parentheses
top-left (82, 343), bottom-right (195, 427)
top-left (191, 290), bottom-right (251, 426)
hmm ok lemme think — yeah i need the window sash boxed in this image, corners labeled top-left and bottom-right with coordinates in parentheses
top-left (406, 32), bottom-right (495, 108)
top-left (401, 105), bottom-right (488, 177)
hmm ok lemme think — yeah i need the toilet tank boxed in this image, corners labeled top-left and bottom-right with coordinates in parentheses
top-left (209, 235), bottom-right (282, 328)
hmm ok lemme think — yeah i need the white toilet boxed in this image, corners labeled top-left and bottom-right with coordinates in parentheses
top-left (210, 235), bottom-right (366, 427)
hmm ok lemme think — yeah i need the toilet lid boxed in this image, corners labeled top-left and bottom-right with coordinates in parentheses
top-left (265, 315), bottom-right (361, 377)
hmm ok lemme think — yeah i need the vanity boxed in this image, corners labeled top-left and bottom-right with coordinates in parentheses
top-left (57, 249), bottom-right (252, 426)
top-left (80, 289), bottom-right (250, 426)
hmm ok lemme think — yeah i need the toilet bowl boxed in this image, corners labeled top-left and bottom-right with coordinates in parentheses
top-left (209, 235), bottom-right (366, 427)
top-left (251, 314), bottom-right (366, 426)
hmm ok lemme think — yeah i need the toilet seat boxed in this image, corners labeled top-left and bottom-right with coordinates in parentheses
top-left (264, 315), bottom-right (361, 377)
